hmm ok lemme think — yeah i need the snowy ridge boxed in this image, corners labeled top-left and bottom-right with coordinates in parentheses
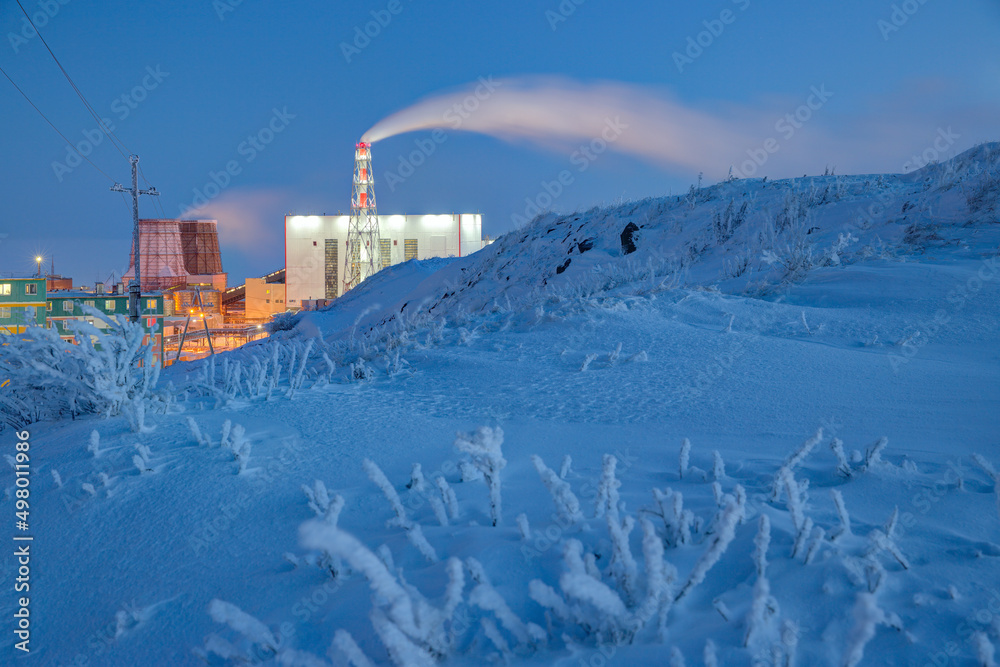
top-left (1, 145), bottom-right (998, 665)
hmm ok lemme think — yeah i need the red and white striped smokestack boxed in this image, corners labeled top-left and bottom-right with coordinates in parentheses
top-left (344, 140), bottom-right (380, 292)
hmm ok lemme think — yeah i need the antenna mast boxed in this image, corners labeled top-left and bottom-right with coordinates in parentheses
top-left (344, 142), bottom-right (380, 293)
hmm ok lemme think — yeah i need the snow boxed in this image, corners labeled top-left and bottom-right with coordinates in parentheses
top-left (2, 144), bottom-right (999, 664)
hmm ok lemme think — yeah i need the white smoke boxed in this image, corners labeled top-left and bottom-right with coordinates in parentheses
top-left (181, 188), bottom-right (286, 256)
top-left (361, 76), bottom-right (785, 176)
top-left (361, 76), bottom-right (994, 179)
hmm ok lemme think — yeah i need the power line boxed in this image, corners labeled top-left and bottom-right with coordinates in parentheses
top-left (15, 0), bottom-right (132, 161)
top-left (0, 63), bottom-right (118, 184)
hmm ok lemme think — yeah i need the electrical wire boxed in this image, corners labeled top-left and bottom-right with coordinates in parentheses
top-left (0, 63), bottom-right (117, 184)
top-left (12, 0), bottom-right (166, 220)
top-left (15, 0), bottom-right (133, 162)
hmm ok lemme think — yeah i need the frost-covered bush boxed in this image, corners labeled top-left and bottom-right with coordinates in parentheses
top-left (454, 426), bottom-right (507, 526)
top-left (0, 307), bottom-right (159, 430)
top-left (265, 311), bottom-right (299, 334)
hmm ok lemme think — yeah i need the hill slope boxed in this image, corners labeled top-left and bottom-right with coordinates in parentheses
top-left (3, 144), bottom-right (999, 666)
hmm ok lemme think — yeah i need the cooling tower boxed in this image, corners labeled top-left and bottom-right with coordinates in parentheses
top-left (126, 219), bottom-right (224, 291)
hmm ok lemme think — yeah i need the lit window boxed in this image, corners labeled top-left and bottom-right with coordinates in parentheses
top-left (46, 302), bottom-right (52, 312)
top-left (0, 284), bottom-right (10, 296)
top-left (63, 301), bottom-right (73, 313)
top-left (25, 284), bottom-right (37, 295)
top-left (105, 300), bottom-right (115, 311)
top-left (146, 299), bottom-right (156, 310)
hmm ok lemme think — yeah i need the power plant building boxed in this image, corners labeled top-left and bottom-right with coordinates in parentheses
top-left (285, 214), bottom-right (484, 306)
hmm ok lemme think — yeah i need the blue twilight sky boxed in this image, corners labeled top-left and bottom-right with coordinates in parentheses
top-left (0, 0), bottom-right (997, 286)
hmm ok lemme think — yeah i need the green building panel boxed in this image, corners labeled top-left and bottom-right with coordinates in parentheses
top-left (0, 277), bottom-right (47, 334)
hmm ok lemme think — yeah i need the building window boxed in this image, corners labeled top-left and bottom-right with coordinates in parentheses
top-left (146, 299), bottom-right (157, 310)
top-left (25, 283), bottom-right (37, 295)
top-left (380, 239), bottom-right (392, 268)
top-left (84, 300), bottom-right (95, 308)
top-left (105, 300), bottom-right (115, 311)
top-left (0, 307), bottom-right (10, 319)
top-left (0, 284), bottom-right (10, 296)
top-left (324, 239), bottom-right (339, 299)
top-left (404, 239), bottom-right (418, 261)
top-left (265, 299), bottom-right (270, 304)
top-left (63, 301), bottom-right (73, 313)
top-left (46, 302), bottom-right (52, 312)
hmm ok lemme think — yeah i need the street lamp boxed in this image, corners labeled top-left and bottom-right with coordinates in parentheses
top-left (35, 256), bottom-right (42, 277)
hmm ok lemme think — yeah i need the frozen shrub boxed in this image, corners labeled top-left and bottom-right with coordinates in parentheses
top-left (559, 455), bottom-right (572, 480)
top-left (842, 593), bottom-right (888, 667)
top-left (302, 480), bottom-right (344, 526)
top-left (531, 455), bottom-right (583, 524)
top-left (558, 539), bottom-right (629, 631)
top-left (459, 462), bottom-right (483, 482)
top-left (436, 476), bottom-right (460, 521)
top-left (454, 426), bottom-right (506, 526)
top-left (636, 518), bottom-right (677, 636)
top-left (516, 513), bottom-right (531, 542)
top-left (407, 463), bottom-right (426, 491)
top-left (974, 632), bottom-right (996, 667)
top-left (0, 308), bottom-right (159, 427)
top-left (829, 438), bottom-right (851, 477)
top-left (773, 429), bottom-right (822, 501)
top-left (676, 501), bottom-right (741, 601)
top-left (712, 450), bottom-right (725, 481)
top-left (595, 454), bottom-right (621, 518)
top-left (863, 437), bottom-right (889, 470)
top-left (207, 599), bottom-right (277, 656)
top-left (332, 629), bottom-right (375, 667)
top-left (364, 459), bottom-right (407, 523)
top-left (88, 430), bottom-right (101, 457)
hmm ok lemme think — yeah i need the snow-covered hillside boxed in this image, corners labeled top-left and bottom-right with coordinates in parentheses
top-left (2, 143), bottom-right (999, 666)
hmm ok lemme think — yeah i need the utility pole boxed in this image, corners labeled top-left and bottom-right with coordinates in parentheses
top-left (111, 155), bottom-right (158, 322)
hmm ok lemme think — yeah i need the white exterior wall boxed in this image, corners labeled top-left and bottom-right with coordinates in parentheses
top-left (285, 214), bottom-right (483, 307)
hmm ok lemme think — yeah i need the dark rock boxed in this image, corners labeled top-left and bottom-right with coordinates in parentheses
top-left (620, 222), bottom-right (639, 255)
top-left (556, 258), bottom-right (572, 274)
top-left (578, 238), bottom-right (595, 253)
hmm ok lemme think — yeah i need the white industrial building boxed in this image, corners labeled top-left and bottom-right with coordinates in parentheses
top-left (285, 213), bottom-right (485, 306)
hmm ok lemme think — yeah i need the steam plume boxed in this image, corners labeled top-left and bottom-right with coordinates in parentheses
top-left (361, 76), bottom-right (766, 175)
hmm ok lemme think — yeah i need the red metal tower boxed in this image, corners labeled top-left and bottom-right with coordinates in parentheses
top-left (344, 142), bottom-right (381, 293)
